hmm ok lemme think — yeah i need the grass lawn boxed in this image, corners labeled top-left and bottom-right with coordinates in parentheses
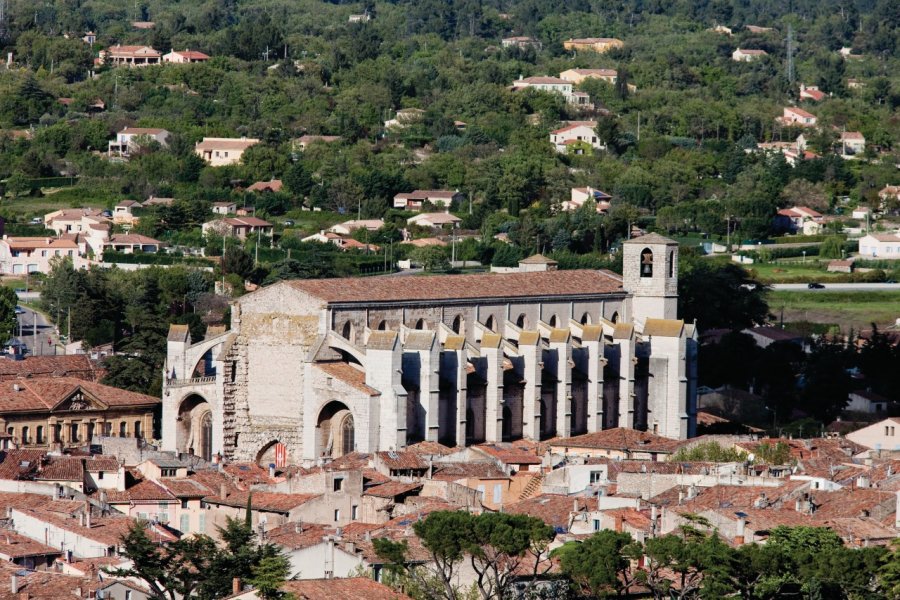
top-left (767, 290), bottom-right (900, 331)
top-left (748, 260), bottom-right (841, 281)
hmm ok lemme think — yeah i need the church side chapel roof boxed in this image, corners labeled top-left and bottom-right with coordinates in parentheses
top-left (642, 319), bottom-right (685, 338)
top-left (286, 269), bottom-right (623, 304)
top-left (404, 330), bottom-right (435, 350)
top-left (315, 362), bottom-right (380, 396)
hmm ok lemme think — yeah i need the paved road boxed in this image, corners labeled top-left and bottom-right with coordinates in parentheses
top-left (14, 306), bottom-right (59, 356)
top-left (770, 283), bottom-right (900, 291)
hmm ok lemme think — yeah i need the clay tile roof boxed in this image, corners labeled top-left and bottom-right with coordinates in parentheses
top-left (205, 491), bottom-right (319, 513)
top-left (159, 477), bottom-right (212, 498)
top-left (376, 451), bottom-right (428, 470)
top-left (443, 335), bottom-right (465, 350)
top-left (430, 462), bottom-right (509, 480)
top-left (366, 331), bottom-right (398, 350)
top-left (643, 319), bottom-right (684, 337)
top-left (623, 232), bottom-right (677, 245)
top-left (481, 333), bottom-right (502, 348)
top-left (550, 428), bottom-right (681, 453)
top-left (266, 522), bottom-right (333, 550)
top-left (518, 331), bottom-right (540, 346)
top-left (363, 481), bottom-right (423, 498)
top-left (612, 323), bottom-right (633, 340)
top-left (505, 494), bottom-right (598, 531)
top-left (405, 441), bottom-right (460, 456)
top-left (315, 362), bottom-right (380, 395)
top-left (84, 457), bottom-right (119, 472)
top-left (581, 324), bottom-right (602, 342)
top-left (786, 107), bottom-right (816, 119)
top-left (247, 179), bottom-right (284, 193)
top-left (167, 324), bottom-right (189, 342)
top-left (0, 355), bottom-right (96, 381)
top-left (281, 578), bottom-right (414, 600)
top-left (473, 443), bottom-right (543, 465)
top-left (519, 254), bottom-right (557, 265)
top-left (195, 137), bottom-right (260, 151)
top-left (0, 531), bottom-right (60, 559)
top-left (404, 331), bottom-right (435, 351)
top-left (548, 328), bottom-right (569, 343)
top-left (35, 457), bottom-right (84, 482)
top-left (285, 270), bottom-right (623, 305)
top-left (103, 479), bottom-right (175, 503)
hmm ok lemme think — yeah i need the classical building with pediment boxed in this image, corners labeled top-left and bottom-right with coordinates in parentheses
top-left (162, 233), bottom-right (698, 466)
top-left (0, 377), bottom-right (158, 450)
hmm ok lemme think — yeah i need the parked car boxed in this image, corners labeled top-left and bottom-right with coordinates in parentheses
top-left (29, 217), bottom-right (42, 225)
top-left (808, 282), bottom-right (825, 289)
top-left (14, 306), bottom-right (24, 314)
top-left (283, 219), bottom-right (295, 226)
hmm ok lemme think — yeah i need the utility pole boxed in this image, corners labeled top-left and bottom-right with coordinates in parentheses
top-left (255, 229), bottom-right (260, 267)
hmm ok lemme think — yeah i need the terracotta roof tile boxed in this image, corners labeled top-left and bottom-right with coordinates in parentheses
top-left (281, 577), bottom-right (414, 600)
top-left (472, 443), bottom-right (542, 465)
top-left (0, 355), bottom-right (97, 381)
top-left (430, 462), bottom-right (509, 480)
top-left (285, 270), bottom-right (623, 304)
top-left (0, 531), bottom-right (60, 559)
top-left (205, 491), bottom-right (319, 513)
top-left (35, 457), bottom-right (84, 482)
top-left (550, 428), bottom-right (681, 453)
top-left (376, 451), bottom-right (428, 470)
top-left (315, 362), bottom-right (380, 395)
top-left (505, 494), bottom-right (598, 531)
top-left (103, 480), bottom-right (175, 503)
top-left (363, 481), bottom-right (423, 499)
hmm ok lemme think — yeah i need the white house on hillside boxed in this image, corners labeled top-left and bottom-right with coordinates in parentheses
top-left (732, 48), bottom-right (767, 62)
top-left (550, 121), bottom-right (601, 153)
top-left (512, 76), bottom-right (591, 106)
top-left (858, 233), bottom-right (900, 259)
top-left (108, 127), bottom-right (170, 157)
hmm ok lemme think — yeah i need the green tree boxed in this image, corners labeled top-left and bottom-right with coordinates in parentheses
top-left (678, 251), bottom-right (769, 331)
top-left (248, 554), bottom-right (292, 600)
top-left (411, 245), bottom-right (450, 272)
top-left (413, 511), bottom-right (473, 600)
top-left (0, 287), bottom-right (19, 344)
top-left (818, 236), bottom-right (845, 259)
top-left (557, 530), bottom-right (642, 598)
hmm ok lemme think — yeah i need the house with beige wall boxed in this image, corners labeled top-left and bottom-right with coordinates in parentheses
top-left (846, 418), bottom-right (900, 452)
top-left (194, 137), bottom-right (260, 166)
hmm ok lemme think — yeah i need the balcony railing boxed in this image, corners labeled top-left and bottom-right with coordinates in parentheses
top-left (166, 375), bottom-right (216, 388)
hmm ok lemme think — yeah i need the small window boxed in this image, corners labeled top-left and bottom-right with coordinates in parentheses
top-left (593, 519), bottom-right (601, 531)
top-left (334, 509), bottom-right (340, 522)
top-left (493, 484), bottom-right (502, 504)
top-left (98, 471), bottom-right (104, 480)
top-left (134, 421), bottom-right (142, 439)
top-left (333, 477), bottom-right (343, 492)
top-left (36, 426), bottom-right (44, 444)
top-left (119, 422), bottom-right (127, 437)
top-left (590, 471), bottom-right (603, 484)
top-left (181, 499), bottom-right (189, 509)
top-left (21, 426), bottom-right (29, 444)
top-left (351, 505), bottom-right (358, 520)
top-left (516, 314), bottom-right (527, 329)
top-left (451, 315), bottom-right (462, 334)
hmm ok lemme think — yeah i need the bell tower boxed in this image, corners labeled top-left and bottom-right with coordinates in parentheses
top-left (622, 233), bottom-right (679, 321)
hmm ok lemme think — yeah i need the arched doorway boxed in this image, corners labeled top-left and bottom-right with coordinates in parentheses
top-left (316, 401), bottom-right (355, 458)
top-left (256, 440), bottom-right (280, 467)
top-left (176, 395), bottom-right (213, 461)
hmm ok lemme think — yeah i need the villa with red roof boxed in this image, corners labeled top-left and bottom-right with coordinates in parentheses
top-left (778, 107), bottom-right (817, 127)
top-left (550, 121), bottom-right (601, 153)
top-left (162, 49), bottom-right (211, 63)
top-left (102, 45), bottom-right (161, 66)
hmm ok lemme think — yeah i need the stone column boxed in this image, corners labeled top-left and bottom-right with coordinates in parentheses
top-left (617, 333), bottom-right (636, 429)
top-left (365, 331), bottom-right (407, 451)
top-left (549, 330), bottom-right (572, 438)
top-left (518, 331), bottom-right (542, 440)
top-left (581, 325), bottom-right (605, 432)
top-left (441, 336), bottom-right (468, 448)
top-left (480, 333), bottom-right (504, 443)
top-left (405, 331), bottom-right (441, 442)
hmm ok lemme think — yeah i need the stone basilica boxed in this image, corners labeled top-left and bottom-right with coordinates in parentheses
top-left (161, 233), bottom-right (698, 465)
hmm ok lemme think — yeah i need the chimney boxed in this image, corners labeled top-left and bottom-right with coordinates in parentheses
top-left (117, 466), bottom-right (126, 492)
top-left (86, 509), bottom-right (92, 529)
top-left (858, 476), bottom-right (869, 489)
top-left (734, 514), bottom-right (746, 546)
top-left (79, 512), bottom-right (85, 527)
top-left (11, 574), bottom-right (18, 594)
top-left (614, 514), bottom-right (623, 533)
top-left (220, 483), bottom-right (228, 499)
top-left (232, 578), bottom-right (241, 595)
top-left (268, 463), bottom-right (275, 478)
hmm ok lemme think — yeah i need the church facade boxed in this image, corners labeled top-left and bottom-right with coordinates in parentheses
top-left (161, 233), bottom-right (698, 466)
